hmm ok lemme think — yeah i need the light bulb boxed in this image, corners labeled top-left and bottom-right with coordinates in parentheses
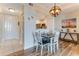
top-left (8, 8), bottom-right (15, 12)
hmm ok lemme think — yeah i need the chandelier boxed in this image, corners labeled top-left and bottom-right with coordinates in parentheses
top-left (49, 3), bottom-right (61, 17)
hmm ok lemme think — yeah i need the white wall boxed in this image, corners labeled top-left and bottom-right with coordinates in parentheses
top-left (54, 10), bottom-right (79, 41)
top-left (24, 5), bottom-right (36, 49)
top-left (54, 13), bottom-right (66, 31)
top-left (64, 10), bottom-right (79, 41)
top-left (24, 4), bottom-right (54, 49)
top-left (65, 10), bottom-right (79, 32)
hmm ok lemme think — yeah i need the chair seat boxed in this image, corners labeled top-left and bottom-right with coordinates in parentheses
top-left (38, 37), bottom-right (50, 45)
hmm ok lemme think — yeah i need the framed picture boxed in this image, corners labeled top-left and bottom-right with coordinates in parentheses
top-left (36, 23), bottom-right (47, 29)
top-left (62, 18), bottom-right (76, 28)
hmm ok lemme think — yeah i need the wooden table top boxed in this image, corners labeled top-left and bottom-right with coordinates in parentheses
top-left (60, 31), bottom-right (79, 34)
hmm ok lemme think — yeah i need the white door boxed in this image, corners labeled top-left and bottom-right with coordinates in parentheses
top-left (3, 14), bottom-right (19, 40)
top-left (0, 14), bottom-right (21, 55)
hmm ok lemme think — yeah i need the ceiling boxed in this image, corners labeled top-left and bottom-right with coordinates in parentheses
top-left (28, 3), bottom-right (79, 14)
top-left (1, 3), bottom-right (79, 15)
top-left (0, 3), bottom-right (23, 15)
top-left (2, 3), bottom-right (77, 12)
top-left (26, 3), bottom-right (79, 20)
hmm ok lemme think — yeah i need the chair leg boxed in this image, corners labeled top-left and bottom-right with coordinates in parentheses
top-left (56, 42), bottom-right (59, 51)
top-left (50, 45), bottom-right (53, 54)
top-left (41, 45), bottom-right (43, 56)
top-left (47, 44), bottom-right (50, 55)
top-left (36, 45), bottom-right (39, 53)
top-left (53, 44), bottom-right (56, 54)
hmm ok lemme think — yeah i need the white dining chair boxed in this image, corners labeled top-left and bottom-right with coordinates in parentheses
top-left (32, 31), bottom-right (50, 56)
top-left (32, 32), bottom-right (38, 52)
top-left (50, 31), bottom-right (60, 54)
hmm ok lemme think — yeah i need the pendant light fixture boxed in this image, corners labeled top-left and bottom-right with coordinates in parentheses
top-left (49, 3), bottom-right (61, 17)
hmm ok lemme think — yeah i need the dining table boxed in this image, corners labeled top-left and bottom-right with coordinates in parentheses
top-left (41, 32), bottom-right (55, 54)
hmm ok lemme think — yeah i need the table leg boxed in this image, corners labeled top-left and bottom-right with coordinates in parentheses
top-left (69, 33), bottom-right (74, 41)
top-left (77, 34), bottom-right (79, 43)
top-left (59, 33), bottom-right (61, 39)
top-left (63, 33), bottom-right (67, 39)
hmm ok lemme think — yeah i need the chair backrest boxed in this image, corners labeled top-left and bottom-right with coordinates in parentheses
top-left (36, 29), bottom-right (48, 34)
top-left (54, 31), bottom-right (60, 42)
top-left (32, 31), bottom-right (42, 44)
top-left (32, 32), bottom-right (37, 43)
top-left (33, 29), bottom-right (50, 44)
top-left (36, 31), bottom-right (42, 43)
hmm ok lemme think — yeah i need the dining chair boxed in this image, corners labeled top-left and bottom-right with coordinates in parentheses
top-left (50, 31), bottom-right (60, 54)
top-left (32, 31), bottom-right (50, 56)
top-left (32, 32), bottom-right (38, 52)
